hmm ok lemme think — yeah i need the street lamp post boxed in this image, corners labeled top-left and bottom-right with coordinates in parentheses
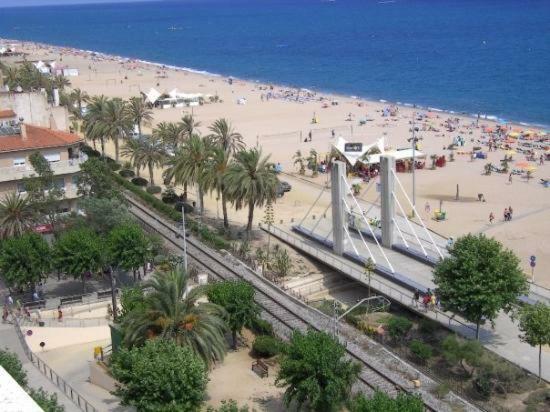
top-left (408, 112), bottom-right (423, 215)
top-left (181, 207), bottom-right (188, 272)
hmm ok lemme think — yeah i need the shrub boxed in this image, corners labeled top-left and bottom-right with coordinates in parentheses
top-left (524, 388), bottom-right (550, 412)
top-left (111, 339), bottom-right (208, 411)
top-left (28, 388), bottom-right (64, 412)
top-left (432, 383), bottom-right (451, 399)
top-left (272, 248), bottom-right (292, 276)
top-left (409, 339), bottom-right (432, 362)
top-left (386, 316), bottom-right (412, 342)
top-left (131, 177), bottom-right (148, 187)
top-left (175, 201), bottom-right (194, 214)
top-left (119, 169), bottom-right (135, 178)
top-left (418, 318), bottom-right (438, 335)
top-left (207, 400), bottom-right (250, 412)
top-left (0, 349), bottom-right (27, 387)
top-left (161, 186), bottom-right (179, 204)
top-left (81, 145), bottom-right (100, 158)
top-left (473, 371), bottom-right (493, 399)
top-left (146, 185), bottom-right (162, 195)
top-left (348, 391), bottom-right (423, 412)
top-left (109, 162), bottom-right (121, 171)
top-left (249, 317), bottom-right (274, 336)
top-left (253, 335), bottom-right (281, 358)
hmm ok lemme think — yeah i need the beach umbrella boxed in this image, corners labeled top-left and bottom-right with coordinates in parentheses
top-left (514, 161), bottom-right (531, 169)
top-left (505, 150), bottom-right (516, 156)
top-left (508, 132), bottom-right (520, 138)
top-left (523, 130), bottom-right (536, 136)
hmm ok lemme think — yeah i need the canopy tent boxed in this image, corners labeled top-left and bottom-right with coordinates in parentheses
top-left (363, 148), bottom-right (426, 165)
top-left (143, 87), bottom-right (162, 105)
top-left (168, 88), bottom-right (203, 100)
top-left (331, 136), bottom-right (424, 166)
top-left (332, 136), bottom-right (385, 166)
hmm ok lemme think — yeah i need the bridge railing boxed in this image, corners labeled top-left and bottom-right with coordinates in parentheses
top-left (265, 225), bottom-right (476, 334)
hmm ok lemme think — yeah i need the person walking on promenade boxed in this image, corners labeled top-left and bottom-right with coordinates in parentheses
top-left (57, 306), bottom-right (63, 322)
top-left (413, 289), bottom-right (420, 308)
top-left (489, 212), bottom-right (494, 224)
top-left (509, 173), bottom-right (513, 184)
top-left (508, 205), bottom-right (513, 220)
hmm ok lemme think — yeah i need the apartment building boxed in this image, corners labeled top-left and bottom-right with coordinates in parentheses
top-left (0, 119), bottom-right (86, 212)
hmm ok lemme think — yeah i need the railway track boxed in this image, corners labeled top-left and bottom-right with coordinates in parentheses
top-left (126, 195), bottom-right (479, 412)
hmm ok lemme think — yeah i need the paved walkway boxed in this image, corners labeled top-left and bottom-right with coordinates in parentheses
top-left (269, 224), bottom-right (550, 382)
top-left (0, 320), bottom-right (80, 412)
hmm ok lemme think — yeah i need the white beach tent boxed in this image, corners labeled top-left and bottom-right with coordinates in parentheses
top-left (362, 148), bottom-right (426, 165)
top-left (144, 87), bottom-right (162, 105)
top-left (332, 136), bottom-right (385, 166)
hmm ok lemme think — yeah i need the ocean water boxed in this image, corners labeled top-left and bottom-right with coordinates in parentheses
top-left (0, 0), bottom-right (549, 126)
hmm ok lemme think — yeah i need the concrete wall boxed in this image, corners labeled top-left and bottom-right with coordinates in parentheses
top-left (0, 147), bottom-right (71, 168)
top-left (0, 91), bottom-right (68, 130)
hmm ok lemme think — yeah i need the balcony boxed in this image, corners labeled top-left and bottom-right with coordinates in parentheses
top-left (0, 156), bottom-right (86, 183)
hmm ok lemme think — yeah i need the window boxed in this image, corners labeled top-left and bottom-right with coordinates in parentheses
top-left (16, 182), bottom-right (27, 193)
top-left (43, 153), bottom-right (61, 163)
top-left (54, 177), bottom-right (65, 190)
top-left (71, 175), bottom-right (79, 188)
top-left (13, 158), bottom-right (26, 167)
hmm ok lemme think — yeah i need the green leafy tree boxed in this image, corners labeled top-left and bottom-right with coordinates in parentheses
top-left (433, 234), bottom-right (528, 339)
top-left (262, 199), bottom-right (275, 261)
top-left (82, 95), bottom-right (110, 155)
top-left (22, 152), bottom-right (64, 233)
top-left (0, 192), bottom-right (35, 240)
top-left (118, 285), bottom-right (147, 323)
top-left (0, 349), bottom-right (28, 386)
top-left (153, 121), bottom-right (185, 153)
top-left (224, 148), bottom-right (278, 237)
top-left (53, 228), bottom-right (104, 292)
top-left (108, 223), bottom-right (150, 281)
top-left (348, 391), bottom-right (424, 412)
top-left (0, 233), bottom-right (51, 291)
top-left (518, 303), bottom-right (550, 382)
top-left (276, 330), bottom-right (360, 411)
top-left (77, 157), bottom-right (121, 200)
top-left (206, 400), bottom-right (249, 412)
top-left (121, 269), bottom-right (227, 367)
top-left (207, 280), bottom-right (259, 349)
top-left (386, 316), bottom-right (413, 342)
top-left (28, 388), bottom-right (65, 412)
top-left (111, 339), bottom-right (208, 412)
top-left (78, 197), bottom-right (133, 234)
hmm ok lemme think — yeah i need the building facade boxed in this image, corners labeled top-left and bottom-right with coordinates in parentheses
top-left (0, 122), bottom-right (85, 212)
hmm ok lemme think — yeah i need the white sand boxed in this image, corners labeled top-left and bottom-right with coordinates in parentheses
top-left (4, 40), bottom-right (549, 287)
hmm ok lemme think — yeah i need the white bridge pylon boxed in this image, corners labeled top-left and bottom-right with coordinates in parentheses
top-left (295, 157), bottom-right (443, 275)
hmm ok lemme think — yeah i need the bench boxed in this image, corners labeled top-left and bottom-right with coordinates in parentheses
top-left (23, 300), bottom-right (46, 310)
top-left (60, 295), bottom-right (83, 305)
top-left (251, 359), bottom-right (268, 378)
top-left (97, 289), bottom-right (114, 300)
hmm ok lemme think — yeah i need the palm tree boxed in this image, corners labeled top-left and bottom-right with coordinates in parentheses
top-left (121, 136), bottom-right (165, 186)
top-left (293, 150), bottom-right (306, 175)
top-left (0, 192), bottom-right (35, 239)
top-left (82, 95), bottom-right (109, 155)
top-left (208, 118), bottom-right (245, 154)
top-left (153, 121), bottom-right (185, 153)
top-left (69, 88), bottom-right (89, 118)
top-left (128, 96), bottom-right (153, 137)
top-left (164, 135), bottom-right (213, 214)
top-left (51, 74), bottom-right (71, 91)
top-left (224, 149), bottom-right (278, 237)
top-left (101, 98), bottom-right (133, 162)
top-left (307, 148), bottom-right (319, 177)
top-left (180, 114), bottom-right (201, 138)
top-left (201, 147), bottom-right (231, 229)
top-left (121, 269), bottom-right (227, 367)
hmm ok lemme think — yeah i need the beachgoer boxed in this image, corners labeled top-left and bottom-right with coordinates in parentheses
top-left (424, 202), bottom-right (431, 214)
top-left (32, 291), bottom-right (39, 301)
top-left (509, 173), bottom-right (513, 184)
top-left (422, 294), bottom-right (431, 312)
top-left (57, 306), bottom-right (63, 322)
top-left (430, 294), bottom-right (436, 311)
top-left (331, 129), bottom-right (335, 138)
top-left (489, 212), bottom-right (494, 224)
top-left (308, 131), bottom-right (312, 142)
top-left (508, 206), bottom-right (513, 220)
top-left (23, 307), bottom-right (31, 320)
top-left (540, 155), bottom-right (544, 166)
top-left (6, 295), bottom-right (13, 306)
top-left (413, 289), bottom-right (420, 308)
top-left (446, 237), bottom-right (454, 249)
top-left (2, 305), bottom-right (8, 323)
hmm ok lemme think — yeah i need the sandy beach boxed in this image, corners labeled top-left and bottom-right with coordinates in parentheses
top-left (2, 39), bottom-right (549, 287)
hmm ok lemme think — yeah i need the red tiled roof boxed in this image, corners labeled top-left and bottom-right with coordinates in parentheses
top-left (0, 124), bottom-right (83, 153)
top-left (0, 109), bottom-right (16, 119)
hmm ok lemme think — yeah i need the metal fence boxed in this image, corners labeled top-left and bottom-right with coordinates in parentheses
top-left (12, 316), bottom-right (98, 412)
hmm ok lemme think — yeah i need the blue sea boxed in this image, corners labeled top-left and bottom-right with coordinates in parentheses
top-left (1, 0), bottom-right (549, 126)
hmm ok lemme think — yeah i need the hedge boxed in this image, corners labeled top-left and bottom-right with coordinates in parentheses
top-left (131, 177), bottom-right (148, 187)
top-left (112, 173), bottom-right (229, 251)
top-left (249, 317), bottom-right (274, 336)
top-left (146, 185), bottom-right (162, 195)
top-left (119, 169), bottom-right (135, 178)
top-left (252, 335), bottom-right (281, 358)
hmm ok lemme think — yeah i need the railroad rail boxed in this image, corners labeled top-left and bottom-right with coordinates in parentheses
top-left (125, 194), bottom-right (479, 412)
